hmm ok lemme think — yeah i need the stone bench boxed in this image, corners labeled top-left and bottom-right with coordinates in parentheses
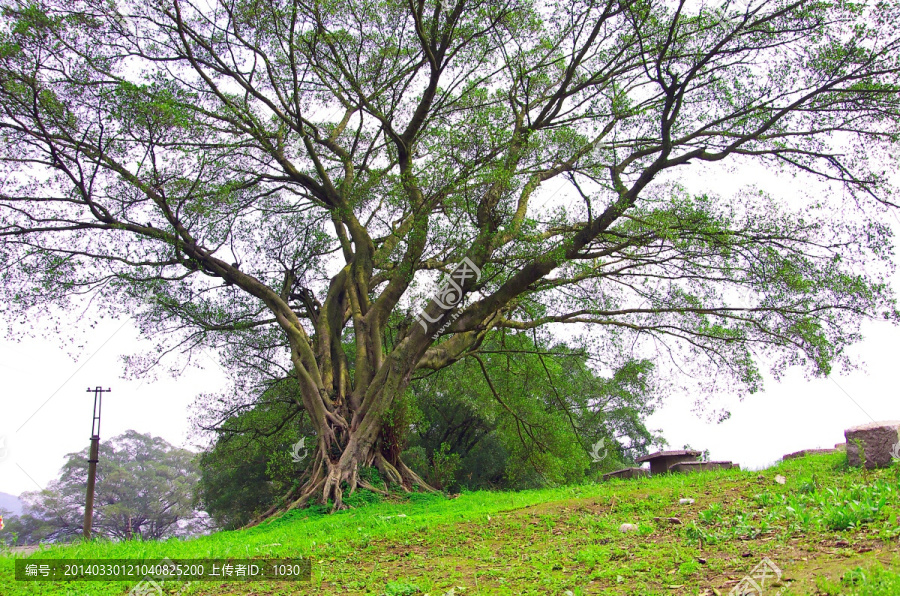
top-left (668, 461), bottom-right (736, 473)
top-left (782, 448), bottom-right (836, 461)
top-left (845, 421), bottom-right (900, 469)
top-left (602, 467), bottom-right (650, 481)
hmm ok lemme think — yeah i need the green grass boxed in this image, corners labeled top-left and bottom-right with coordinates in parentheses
top-left (2, 451), bottom-right (899, 595)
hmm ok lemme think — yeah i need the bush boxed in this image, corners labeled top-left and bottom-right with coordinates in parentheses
top-left (428, 443), bottom-right (461, 491)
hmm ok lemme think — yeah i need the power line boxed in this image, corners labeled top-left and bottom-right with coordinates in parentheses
top-left (16, 319), bottom-right (129, 433)
top-left (829, 376), bottom-right (876, 423)
top-left (15, 463), bottom-right (44, 492)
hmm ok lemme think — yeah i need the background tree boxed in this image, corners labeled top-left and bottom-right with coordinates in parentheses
top-left (1, 0), bottom-right (899, 513)
top-left (10, 431), bottom-right (206, 543)
top-left (402, 331), bottom-right (661, 490)
top-left (0, 506), bottom-right (52, 546)
top-left (194, 378), bottom-right (312, 530)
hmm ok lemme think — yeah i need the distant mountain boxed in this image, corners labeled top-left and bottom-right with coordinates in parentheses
top-left (0, 491), bottom-right (23, 516)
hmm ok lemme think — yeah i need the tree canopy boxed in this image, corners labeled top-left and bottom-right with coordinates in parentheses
top-left (1, 0), bottom-right (898, 510)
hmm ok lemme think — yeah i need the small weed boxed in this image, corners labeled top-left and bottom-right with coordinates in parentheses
top-left (383, 580), bottom-right (421, 595)
top-left (698, 502), bottom-right (724, 525)
top-left (838, 562), bottom-right (900, 596)
top-left (798, 473), bottom-right (819, 494)
top-left (678, 560), bottom-right (700, 576)
top-left (683, 521), bottom-right (719, 545)
top-left (816, 574), bottom-right (844, 595)
top-left (343, 487), bottom-right (383, 509)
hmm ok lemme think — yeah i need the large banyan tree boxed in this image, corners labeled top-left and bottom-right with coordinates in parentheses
top-left (1, 0), bottom-right (899, 511)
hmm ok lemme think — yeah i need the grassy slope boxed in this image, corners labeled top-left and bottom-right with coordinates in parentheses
top-left (1, 451), bottom-right (899, 595)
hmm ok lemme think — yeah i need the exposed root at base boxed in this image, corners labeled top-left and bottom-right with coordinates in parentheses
top-left (240, 455), bottom-right (439, 528)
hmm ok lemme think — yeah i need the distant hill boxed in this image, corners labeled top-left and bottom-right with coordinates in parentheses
top-left (0, 492), bottom-right (23, 516)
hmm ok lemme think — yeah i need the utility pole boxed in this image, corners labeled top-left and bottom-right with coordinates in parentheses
top-left (84, 386), bottom-right (111, 540)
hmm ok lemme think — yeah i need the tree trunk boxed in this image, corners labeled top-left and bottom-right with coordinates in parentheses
top-left (240, 247), bottom-right (484, 527)
top-left (243, 347), bottom-right (439, 527)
